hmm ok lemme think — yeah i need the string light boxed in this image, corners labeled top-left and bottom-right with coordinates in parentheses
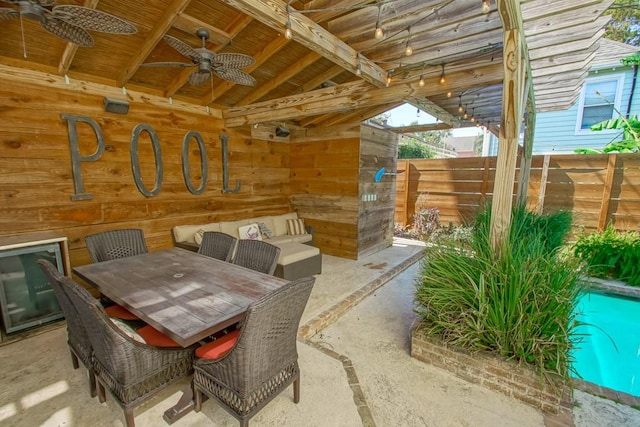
top-left (463, 107), bottom-right (468, 120)
top-left (355, 55), bottom-right (362, 76)
top-left (386, 73), bottom-right (391, 86)
top-left (457, 95), bottom-right (463, 113)
top-left (285, 7), bottom-right (293, 39)
top-left (482, 0), bottom-right (490, 14)
top-left (404, 28), bottom-right (413, 56)
top-left (374, 4), bottom-right (384, 39)
top-left (418, 64), bottom-right (425, 87)
top-left (470, 108), bottom-right (476, 122)
top-left (439, 64), bottom-right (446, 85)
top-left (446, 91), bottom-right (452, 98)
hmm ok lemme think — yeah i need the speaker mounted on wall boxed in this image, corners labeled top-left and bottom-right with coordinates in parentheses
top-left (103, 97), bottom-right (129, 114)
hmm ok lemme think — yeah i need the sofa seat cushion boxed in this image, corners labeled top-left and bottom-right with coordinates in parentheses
top-left (288, 233), bottom-right (313, 244)
top-left (276, 242), bottom-right (320, 266)
top-left (268, 235), bottom-right (294, 245)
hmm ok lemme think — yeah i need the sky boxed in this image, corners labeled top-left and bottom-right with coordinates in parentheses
top-left (385, 103), bottom-right (483, 137)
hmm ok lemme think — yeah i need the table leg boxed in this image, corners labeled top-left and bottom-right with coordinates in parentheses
top-left (163, 380), bottom-right (197, 424)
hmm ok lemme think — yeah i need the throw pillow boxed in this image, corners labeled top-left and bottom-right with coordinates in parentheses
top-left (286, 218), bottom-right (307, 235)
top-left (238, 223), bottom-right (263, 240)
top-left (258, 222), bottom-right (273, 239)
top-left (194, 228), bottom-right (206, 245)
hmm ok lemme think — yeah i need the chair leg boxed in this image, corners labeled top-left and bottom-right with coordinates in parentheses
top-left (240, 419), bottom-right (249, 427)
top-left (97, 381), bottom-right (106, 403)
top-left (194, 387), bottom-right (202, 412)
top-left (69, 349), bottom-right (79, 369)
top-left (88, 371), bottom-right (97, 398)
top-left (293, 378), bottom-right (300, 404)
top-left (124, 408), bottom-right (135, 427)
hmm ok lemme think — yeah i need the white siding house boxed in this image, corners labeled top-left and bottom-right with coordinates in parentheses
top-left (486, 40), bottom-right (639, 156)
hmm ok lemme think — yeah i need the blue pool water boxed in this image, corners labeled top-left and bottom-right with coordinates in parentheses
top-left (571, 291), bottom-right (640, 397)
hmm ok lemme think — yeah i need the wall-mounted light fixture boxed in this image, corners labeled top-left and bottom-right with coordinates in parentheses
top-left (275, 125), bottom-right (290, 137)
top-left (103, 97), bottom-right (129, 114)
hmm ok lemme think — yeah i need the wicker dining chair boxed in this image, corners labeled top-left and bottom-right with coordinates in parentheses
top-left (197, 231), bottom-right (237, 262)
top-left (85, 228), bottom-right (148, 263)
top-left (61, 274), bottom-right (196, 427)
top-left (232, 239), bottom-right (281, 275)
top-left (37, 259), bottom-right (96, 398)
top-left (84, 228), bottom-right (148, 320)
top-left (193, 276), bottom-right (316, 427)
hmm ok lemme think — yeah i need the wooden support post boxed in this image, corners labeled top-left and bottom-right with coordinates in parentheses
top-left (597, 153), bottom-right (617, 231)
top-left (516, 95), bottom-right (535, 206)
top-left (403, 159), bottom-right (411, 225)
top-left (490, 26), bottom-right (524, 249)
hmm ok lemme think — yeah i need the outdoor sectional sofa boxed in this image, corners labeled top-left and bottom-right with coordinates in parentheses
top-left (172, 212), bottom-right (322, 280)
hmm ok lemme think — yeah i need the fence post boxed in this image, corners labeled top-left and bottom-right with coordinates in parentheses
top-left (537, 154), bottom-right (550, 214)
top-left (403, 159), bottom-right (411, 225)
top-left (597, 153), bottom-right (617, 231)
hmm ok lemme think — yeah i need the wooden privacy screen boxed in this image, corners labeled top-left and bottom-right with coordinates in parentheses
top-left (395, 154), bottom-right (640, 235)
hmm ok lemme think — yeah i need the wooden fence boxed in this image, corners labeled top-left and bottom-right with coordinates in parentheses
top-left (395, 153), bottom-right (640, 235)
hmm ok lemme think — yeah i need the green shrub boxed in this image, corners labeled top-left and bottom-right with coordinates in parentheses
top-left (573, 225), bottom-right (640, 286)
top-left (414, 205), bottom-right (583, 379)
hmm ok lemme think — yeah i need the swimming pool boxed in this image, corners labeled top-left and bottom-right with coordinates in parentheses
top-left (571, 291), bottom-right (640, 397)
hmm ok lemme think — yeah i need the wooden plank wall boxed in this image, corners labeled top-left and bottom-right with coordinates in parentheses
top-left (358, 125), bottom-right (398, 258)
top-left (395, 154), bottom-right (640, 236)
top-left (0, 80), bottom-right (291, 269)
top-left (290, 127), bottom-right (361, 259)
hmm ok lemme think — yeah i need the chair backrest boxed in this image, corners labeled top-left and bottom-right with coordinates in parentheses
top-left (60, 273), bottom-right (147, 382)
top-left (223, 276), bottom-right (315, 390)
top-left (85, 229), bottom-right (148, 263)
top-left (197, 231), bottom-right (237, 262)
top-left (232, 239), bottom-right (281, 275)
top-left (37, 259), bottom-right (92, 366)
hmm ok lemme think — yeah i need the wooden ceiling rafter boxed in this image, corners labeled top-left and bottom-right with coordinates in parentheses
top-left (216, 0), bottom-right (387, 87)
top-left (388, 123), bottom-right (453, 133)
top-left (115, 0), bottom-right (193, 88)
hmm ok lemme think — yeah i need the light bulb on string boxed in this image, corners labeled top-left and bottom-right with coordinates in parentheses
top-left (439, 64), bottom-right (446, 85)
top-left (446, 91), bottom-right (452, 98)
top-left (482, 0), bottom-right (490, 14)
top-left (418, 75), bottom-right (425, 87)
top-left (463, 108), bottom-right (468, 120)
top-left (374, 5), bottom-right (384, 39)
top-left (470, 108), bottom-right (476, 122)
top-left (457, 96), bottom-right (463, 113)
top-left (284, 12), bottom-right (292, 39)
top-left (404, 28), bottom-right (413, 56)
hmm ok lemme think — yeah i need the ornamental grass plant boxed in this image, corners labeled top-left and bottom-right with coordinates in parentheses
top-left (414, 205), bottom-right (584, 379)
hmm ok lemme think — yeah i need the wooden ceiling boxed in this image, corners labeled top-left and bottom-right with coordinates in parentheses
top-left (0, 0), bottom-right (614, 131)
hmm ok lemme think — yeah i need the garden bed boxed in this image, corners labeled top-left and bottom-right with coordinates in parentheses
top-left (410, 320), bottom-right (573, 415)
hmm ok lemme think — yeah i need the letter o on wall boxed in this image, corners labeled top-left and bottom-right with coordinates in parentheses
top-left (130, 124), bottom-right (163, 197)
top-left (181, 131), bottom-right (208, 195)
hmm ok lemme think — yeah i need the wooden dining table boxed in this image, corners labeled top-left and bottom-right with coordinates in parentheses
top-left (72, 246), bottom-right (290, 423)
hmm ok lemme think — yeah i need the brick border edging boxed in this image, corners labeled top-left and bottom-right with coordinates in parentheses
top-left (298, 249), bottom-right (424, 340)
top-left (410, 320), bottom-right (573, 416)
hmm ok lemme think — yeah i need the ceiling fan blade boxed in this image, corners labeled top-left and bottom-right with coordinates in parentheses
top-left (52, 6), bottom-right (137, 34)
top-left (41, 17), bottom-right (93, 47)
top-left (212, 53), bottom-right (255, 69)
top-left (0, 8), bottom-right (19, 21)
top-left (214, 68), bottom-right (256, 86)
top-left (188, 70), bottom-right (211, 86)
top-left (163, 35), bottom-right (201, 63)
top-left (141, 62), bottom-right (196, 68)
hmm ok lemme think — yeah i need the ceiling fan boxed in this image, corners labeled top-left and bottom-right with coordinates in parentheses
top-left (0, 0), bottom-right (136, 48)
top-left (143, 28), bottom-right (256, 87)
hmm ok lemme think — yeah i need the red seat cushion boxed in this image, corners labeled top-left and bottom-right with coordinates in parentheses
top-left (105, 304), bottom-right (140, 321)
top-left (196, 329), bottom-right (240, 359)
top-left (136, 325), bottom-right (181, 348)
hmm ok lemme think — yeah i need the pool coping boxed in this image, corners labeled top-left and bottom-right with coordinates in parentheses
top-left (573, 277), bottom-right (640, 410)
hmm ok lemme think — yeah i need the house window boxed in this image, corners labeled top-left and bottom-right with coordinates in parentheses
top-left (576, 75), bottom-right (624, 133)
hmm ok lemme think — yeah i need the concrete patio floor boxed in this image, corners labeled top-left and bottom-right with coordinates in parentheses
top-left (1, 238), bottom-right (639, 426)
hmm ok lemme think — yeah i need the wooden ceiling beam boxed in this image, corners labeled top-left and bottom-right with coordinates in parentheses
top-left (405, 98), bottom-right (459, 126)
top-left (321, 103), bottom-right (402, 127)
top-left (224, 62), bottom-right (503, 126)
top-left (57, 0), bottom-right (99, 76)
top-left (388, 123), bottom-right (453, 133)
top-left (172, 13), bottom-right (233, 46)
top-left (216, 0), bottom-right (387, 87)
top-left (116, 0), bottom-right (192, 88)
top-left (301, 65), bottom-right (345, 92)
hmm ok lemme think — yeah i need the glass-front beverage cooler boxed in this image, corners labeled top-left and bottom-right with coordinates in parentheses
top-left (0, 239), bottom-right (66, 334)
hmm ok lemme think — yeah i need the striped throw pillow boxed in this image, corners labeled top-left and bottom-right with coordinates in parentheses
top-left (286, 218), bottom-right (307, 235)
